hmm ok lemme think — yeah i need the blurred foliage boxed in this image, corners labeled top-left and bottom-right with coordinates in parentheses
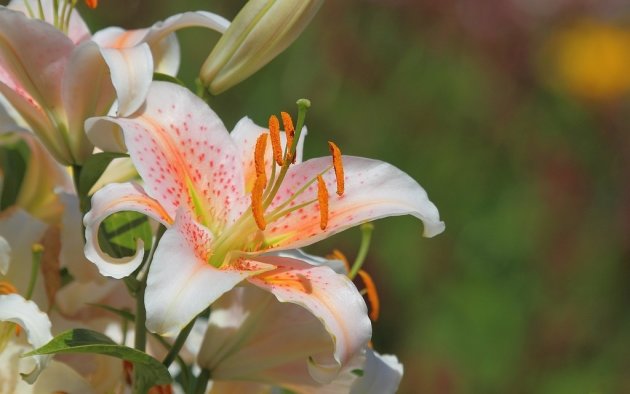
top-left (5, 0), bottom-right (630, 392)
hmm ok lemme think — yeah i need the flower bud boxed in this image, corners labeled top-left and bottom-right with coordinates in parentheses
top-left (200, 0), bottom-right (323, 94)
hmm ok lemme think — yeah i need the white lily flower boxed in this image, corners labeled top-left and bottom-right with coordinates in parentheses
top-left (0, 293), bottom-right (52, 383)
top-left (0, 0), bottom-right (230, 164)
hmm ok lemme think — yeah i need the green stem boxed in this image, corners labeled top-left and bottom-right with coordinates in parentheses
top-left (71, 165), bottom-right (90, 214)
top-left (25, 244), bottom-right (43, 300)
top-left (194, 369), bottom-right (211, 394)
top-left (348, 223), bottom-right (375, 280)
top-left (132, 225), bottom-right (166, 391)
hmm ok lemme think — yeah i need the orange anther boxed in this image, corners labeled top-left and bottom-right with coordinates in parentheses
top-left (327, 249), bottom-right (351, 273)
top-left (328, 141), bottom-right (344, 196)
top-left (269, 115), bottom-right (283, 166)
top-left (254, 133), bottom-right (268, 188)
top-left (317, 175), bottom-right (329, 230)
top-left (0, 281), bottom-right (17, 295)
top-left (357, 270), bottom-right (380, 321)
top-left (84, 0), bottom-right (98, 8)
top-left (284, 114), bottom-right (295, 163)
top-left (280, 111), bottom-right (294, 135)
top-left (251, 175), bottom-right (267, 230)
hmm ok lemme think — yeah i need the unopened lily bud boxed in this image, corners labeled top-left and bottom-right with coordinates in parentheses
top-left (200, 0), bottom-right (323, 94)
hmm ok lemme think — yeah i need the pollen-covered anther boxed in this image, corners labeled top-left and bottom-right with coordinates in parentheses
top-left (317, 175), bottom-right (329, 230)
top-left (251, 175), bottom-right (267, 230)
top-left (282, 111), bottom-right (296, 163)
top-left (0, 281), bottom-right (18, 295)
top-left (254, 133), bottom-right (268, 188)
top-left (269, 115), bottom-right (283, 166)
top-left (281, 111), bottom-right (295, 135)
top-left (85, 0), bottom-right (98, 8)
top-left (357, 269), bottom-right (380, 321)
top-left (328, 141), bottom-right (345, 196)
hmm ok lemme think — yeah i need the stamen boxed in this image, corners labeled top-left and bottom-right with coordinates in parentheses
top-left (281, 112), bottom-right (295, 163)
top-left (327, 249), bottom-right (351, 273)
top-left (281, 111), bottom-right (295, 135)
top-left (254, 133), bottom-right (268, 188)
top-left (85, 0), bottom-right (98, 8)
top-left (269, 115), bottom-right (283, 166)
top-left (357, 270), bottom-right (380, 321)
top-left (328, 141), bottom-right (344, 196)
top-left (251, 175), bottom-right (267, 230)
top-left (0, 281), bottom-right (17, 295)
top-left (317, 175), bottom-right (329, 230)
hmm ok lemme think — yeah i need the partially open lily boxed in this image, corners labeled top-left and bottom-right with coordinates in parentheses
top-left (0, 0), bottom-right (230, 164)
top-left (83, 81), bottom-right (443, 376)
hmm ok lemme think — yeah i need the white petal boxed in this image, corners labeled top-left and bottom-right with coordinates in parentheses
top-left (98, 44), bottom-right (153, 117)
top-left (31, 359), bottom-right (95, 394)
top-left (248, 256), bottom-right (371, 384)
top-left (197, 285), bottom-right (336, 386)
top-left (83, 182), bottom-right (172, 279)
top-left (62, 41), bottom-right (115, 162)
top-left (0, 341), bottom-right (30, 393)
top-left (0, 293), bottom-right (53, 383)
top-left (145, 211), bottom-right (272, 337)
top-left (349, 350), bottom-right (403, 394)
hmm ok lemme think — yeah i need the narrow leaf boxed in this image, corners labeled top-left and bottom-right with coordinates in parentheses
top-left (26, 329), bottom-right (171, 389)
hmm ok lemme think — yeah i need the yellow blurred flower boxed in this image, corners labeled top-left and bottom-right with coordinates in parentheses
top-left (547, 20), bottom-right (630, 101)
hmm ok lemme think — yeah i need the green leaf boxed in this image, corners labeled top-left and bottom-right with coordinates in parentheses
top-left (78, 151), bottom-right (128, 198)
top-left (0, 138), bottom-right (29, 210)
top-left (26, 329), bottom-right (171, 391)
top-left (154, 72), bottom-right (186, 86)
top-left (98, 210), bottom-right (153, 259)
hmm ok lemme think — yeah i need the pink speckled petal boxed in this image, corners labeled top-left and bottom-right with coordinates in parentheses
top-left (263, 156), bottom-right (445, 250)
top-left (230, 116), bottom-right (307, 193)
top-left (247, 255), bottom-right (371, 384)
top-left (8, 0), bottom-right (91, 44)
top-left (86, 82), bottom-right (246, 228)
top-left (83, 182), bottom-right (173, 279)
top-left (145, 210), bottom-right (274, 336)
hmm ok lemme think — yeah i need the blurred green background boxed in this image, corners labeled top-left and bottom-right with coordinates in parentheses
top-left (16, 0), bottom-right (630, 392)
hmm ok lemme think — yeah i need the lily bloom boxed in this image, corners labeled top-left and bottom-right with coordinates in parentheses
top-left (0, 0), bottom-right (230, 164)
top-left (83, 81), bottom-right (443, 379)
top-left (0, 235), bottom-right (98, 392)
